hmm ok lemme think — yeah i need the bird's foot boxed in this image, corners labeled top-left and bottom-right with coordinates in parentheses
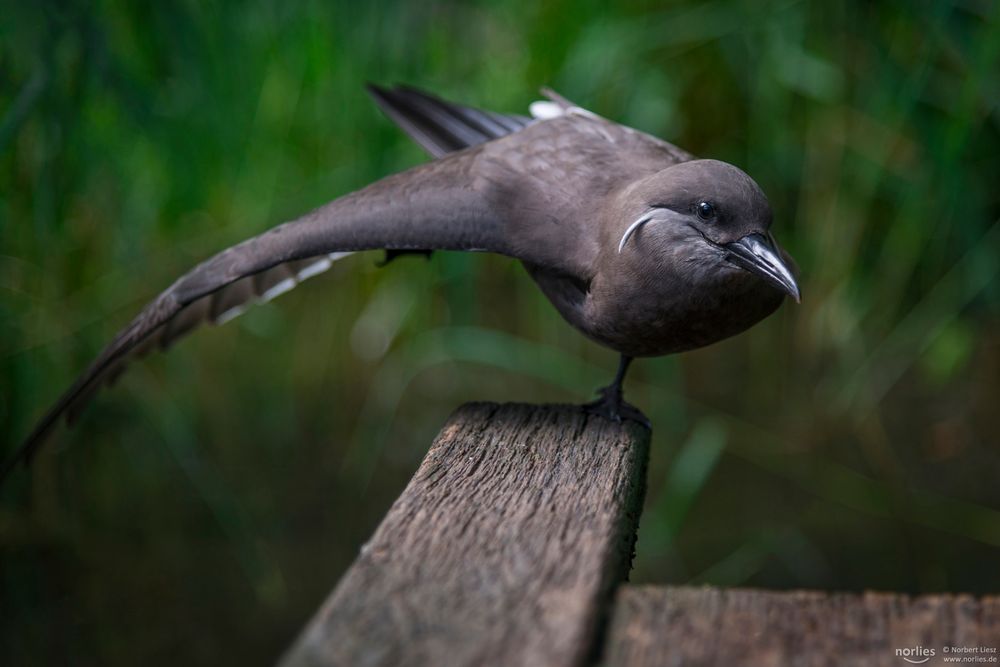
top-left (582, 386), bottom-right (651, 429)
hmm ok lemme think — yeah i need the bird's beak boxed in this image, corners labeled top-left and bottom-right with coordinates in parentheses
top-left (723, 233), bottom-right (800, 302)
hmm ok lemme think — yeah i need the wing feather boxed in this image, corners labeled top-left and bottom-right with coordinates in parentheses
top-left (367, 84), bottom-right (532, 157)
top-left (4, 141), bottom-right (529, 477)
top-left (3, 86), bottom-right (607, 480)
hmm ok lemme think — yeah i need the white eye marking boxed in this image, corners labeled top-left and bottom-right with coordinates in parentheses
top-left (618, 215), bottom-right (652, 253)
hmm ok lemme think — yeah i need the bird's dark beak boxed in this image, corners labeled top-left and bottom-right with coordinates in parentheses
top-left (723, 233), bottom-right (800, 302)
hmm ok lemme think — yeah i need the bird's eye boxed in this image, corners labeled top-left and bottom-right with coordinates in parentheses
top-left (696, 201), bottom-right (716, 220)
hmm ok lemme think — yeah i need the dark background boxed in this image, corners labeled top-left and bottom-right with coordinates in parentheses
top-left (2, 0), bottom-right (999, 664)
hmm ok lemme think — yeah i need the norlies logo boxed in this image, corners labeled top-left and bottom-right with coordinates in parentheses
top-left (896, 646), bottom-right (936, 664)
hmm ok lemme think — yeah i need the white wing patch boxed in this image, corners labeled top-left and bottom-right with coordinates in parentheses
top-left (224, 252), bottom-right (353, 320)
top-left (259, 277), bottom-right (296, 303)
top-left (529, 101), bottom-right (565, 120)
top-left (530, 97), bottom-right (600, 122)
top-left (214, 303), bottom-right (249, 326)
top-left (155, 251), bottom-right (355, 351)
top-left (56, 249), bottom-right (359, 428)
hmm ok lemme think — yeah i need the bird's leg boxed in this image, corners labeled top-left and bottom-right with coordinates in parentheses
top-left (583, 355), bottom-right (650, 427)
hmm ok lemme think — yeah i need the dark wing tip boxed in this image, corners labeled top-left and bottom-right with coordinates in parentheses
top-left (1, 350), bottom-right (133, 485)
top-left (1, 401), bottom-right (64, 484)
top-left (0, 355), bottom-right (123, 484)
top-left (0, 292), bottom-right (180, 486)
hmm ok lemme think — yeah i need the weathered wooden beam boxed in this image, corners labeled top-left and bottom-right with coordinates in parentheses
top-left (603, 585), bottom-right (1000, 666)
top-left (280, 402), bottom-right (651, 667)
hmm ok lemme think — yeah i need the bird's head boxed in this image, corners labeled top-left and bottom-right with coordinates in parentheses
top-left (614, 159), bottom-right (800, 302)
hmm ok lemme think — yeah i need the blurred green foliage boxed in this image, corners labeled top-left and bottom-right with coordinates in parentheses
top-left (2, 0), bottom-right (999, 664)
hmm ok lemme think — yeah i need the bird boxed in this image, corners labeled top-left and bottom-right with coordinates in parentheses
top-left (2, 84), bottom-right (799, 479)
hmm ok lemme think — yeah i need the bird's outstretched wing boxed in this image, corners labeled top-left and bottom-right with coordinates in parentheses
top-left (3, 129), bottom-right (582, 477)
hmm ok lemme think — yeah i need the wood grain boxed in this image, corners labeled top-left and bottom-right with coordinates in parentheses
top-left (279, 402), bottom-right (651, 667)
top-left (603, 585), bottom-right (1000, 667)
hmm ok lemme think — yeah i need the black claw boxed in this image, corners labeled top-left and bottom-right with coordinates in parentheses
top-left (582, 387), bottom-right (650, 428)
top-left (582, 354), bottom-right (650, 428)
top-left (618, 403), bottom-right (652, 429)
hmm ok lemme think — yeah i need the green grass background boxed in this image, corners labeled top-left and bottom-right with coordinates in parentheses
top-left (2, 0), bottom-right (999, 664)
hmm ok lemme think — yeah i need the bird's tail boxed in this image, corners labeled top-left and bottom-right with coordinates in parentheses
top-left (366, 84), bottom-right (532, 158)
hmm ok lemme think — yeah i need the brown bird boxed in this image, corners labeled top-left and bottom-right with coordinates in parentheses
top-left (2, 84), bottom-right (799, 478)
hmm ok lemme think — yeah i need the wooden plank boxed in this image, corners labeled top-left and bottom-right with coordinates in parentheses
top-left (280, 402), bottom-right (651, 667)
top-left (603, 585), bottom-right (1000, 666)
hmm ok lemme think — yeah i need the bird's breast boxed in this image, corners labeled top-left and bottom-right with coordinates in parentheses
top-left (579, 266), bottom-right (785, 358)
